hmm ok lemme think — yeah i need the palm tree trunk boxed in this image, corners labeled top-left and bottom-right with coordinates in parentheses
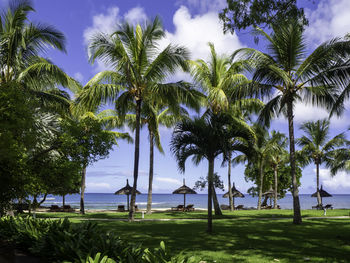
top-left (274, 166), bottom-right (278, 209)
top-left (316, 162), bottom-right (322, 206)
top-left (146, 130), bottom-right (154, 214)
top-left (212, 184), bottom-right (222, 215)
top-left (227, 152), bottom-right (233, 211)
top-left (287, 100), bottom-right (302, 224)
top-left (257, 159), bottom-right (264, 210)
top-left (80, 166), bottom-right (86, 214)
top-left (129, 99), bottom-right (142, 222)
top-left (62, 195), bottom-right (65, 206)
top-left (207, 157), bottom-right (214, 233)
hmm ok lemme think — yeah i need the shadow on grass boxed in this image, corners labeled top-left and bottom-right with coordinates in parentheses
top-left (92, 218), bottom-right (350, 263)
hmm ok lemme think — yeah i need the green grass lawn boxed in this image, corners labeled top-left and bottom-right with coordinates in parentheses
top-left (32, 210), bottom-right (350, 263)
top-left (34, 209), bottom-right (350, 220)
top-left (66, 217), bottom-right (350, 263)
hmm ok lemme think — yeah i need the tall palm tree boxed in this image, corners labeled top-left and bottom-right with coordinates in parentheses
top-left (268, 131), bottom-right (288, 209)
top-left (234, 19), bottom-right (350, 224)
top-left (0, 0), bottom-right (77, 108)
top-left (76, 17), bottom-right (201, 221)
top-left (297, 119), bottom-right (348, 206)
top-left (171, 111), bottom-right (255, 233)
top-left (190, 43), bottom-right (262, 211)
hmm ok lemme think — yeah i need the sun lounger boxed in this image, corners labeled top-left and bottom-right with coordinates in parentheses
top-left (235, 205), bottom-right (244, 210)
top-left (312, 204), bottom-right (324, 210)
top-left (324, 204), bottom-right (333, 210)
top-left (220, 204), bottom-right (230, 210)
top-left (185, 204), bottom-right (195, 211)
top-left (62, 205), bottom-right (74, 212)
top-left (171, 205), bottom-right (184, 211)
top-left (117, 205), bottom-right (125, 212)
top-left (49, 205), bottom-right (61, 212)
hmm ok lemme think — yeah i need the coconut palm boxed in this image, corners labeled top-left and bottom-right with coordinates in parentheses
top-left (0, 0), bottom-right (77, 110)
top-left (233, 19), bottom-right (350, 224)
top-left (190, 43), bottom-right (262, 211)
top-left (268, 131), bottom-right (288, 209)
top-left (76, 17), bottom-right (201, 221)
top-left (170, 111), bottom-right (255, 233)
top-left (297, 119), bottom-right (348, 206)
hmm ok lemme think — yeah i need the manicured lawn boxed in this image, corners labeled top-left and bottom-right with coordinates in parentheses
top-left (65, 217), bottom-right (350, 263)
top-left (34, 209), bottom-right (350, 220)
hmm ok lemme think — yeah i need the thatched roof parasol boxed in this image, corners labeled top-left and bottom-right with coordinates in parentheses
top-left (114, 179), bottom-right (141, 211)
top-left (223, 183), bottom-right (245, 198)
top-left (311, 185), bottom-right (332, 198)
top-left (262, 187), bottom-right (280, 198)
top-left (172, 179), bottom-right (197, 208)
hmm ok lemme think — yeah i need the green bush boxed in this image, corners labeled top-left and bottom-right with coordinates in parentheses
top-left (0, 216), bottom-right (201, 263)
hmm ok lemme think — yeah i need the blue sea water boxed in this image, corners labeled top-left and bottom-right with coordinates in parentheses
top-left (41, 193), bottom-right (350, 210)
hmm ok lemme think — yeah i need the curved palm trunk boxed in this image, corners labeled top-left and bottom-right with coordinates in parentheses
top-left (257, 159), bottom-right (264, 210)
top-left (80, 166), bottom-right (86, 214)
top-left (212, 184), bottom-right (222, 215)
top-left (287, 100), bottom-right (302, 224)
top-left (207, 157), bottom-right (214, 233)
top-left (146, 130), bottom-right (154, 214)
top-left (129, 99), bottom-right (142, 222)
top-left (316, 162), bottom-right (322, 206)
top-left (227, 152), bottom-right (233, 211)
top-left (274, 166), bottom-right (278, 209)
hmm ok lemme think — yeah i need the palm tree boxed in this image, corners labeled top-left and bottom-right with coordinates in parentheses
top-left (297, 119), bottom-right (348, 207)
top-left (0, 0), bottom-right (77, 108)
top-left (268, 131), bottom-right (288, 209)
top-left (234, 19), bottom-right (350, 224)
top-left (171, 111), bottom-right (255, 233)
top-left (190, 43), bottom-right (262, 211)
top-left (76, 17), bottom-right (201, 221)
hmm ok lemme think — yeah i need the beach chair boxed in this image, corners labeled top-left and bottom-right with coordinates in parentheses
top-left (324, 204), bottom-right (333, 210)
top-left (312, 204), bottom-right (324, 210)
top-left (185, 204), bottom-right (195, 212)
top-left (63, 205), bottom-right (74, 212)
top-left (49, 205), bottom-right (60, 212)
top-left (171, 205), bottom-right (184, 211)
top-left (117, 205), bottom-right (125, 212)
top-left (235, 205), bottom-right (244, 210)
top-left (220, 204), bottom-right (230, 210)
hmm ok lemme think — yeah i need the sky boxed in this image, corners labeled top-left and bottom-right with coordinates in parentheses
top-left (6, 0), bottom-right (350, 194)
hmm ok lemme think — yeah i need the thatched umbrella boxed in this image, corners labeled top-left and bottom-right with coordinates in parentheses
top-left (172, 179), bottom-right (197, 208)
top-left (262, 186), bottom-right (280, 206)
top-left (114, 179), bottom-right (141, 211)
top-left (223, 183), bottom-right (244, 209)
top-left (311, 185), bottom-right (332, 205)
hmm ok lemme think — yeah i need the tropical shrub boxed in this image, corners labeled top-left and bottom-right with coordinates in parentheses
top-left (0, 217), bottom-right (201, 262)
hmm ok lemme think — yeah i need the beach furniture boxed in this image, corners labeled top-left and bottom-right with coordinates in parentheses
top-left (223, 183), bottom-right (244, 209)
top-left (172, 179), bottom-right (197, 209)
top-left (62, 205), bottom-right (74, 212)
top-left (324, 204), bottom-right (333, 210)
top-left (171, 205), bottom-right (184, 211)
top-left (117, 205), bottom-right (125, 212)
top-left (312, 204), bottom-right (324, 210)
top-left (311, 185), bottom-right (332, 208)
top-left (220, 204), bottom-right (230, 210)
top-left (185, 204), bottom-right (195, 211)
top-left (235, 205), bottom-right (244, 210)
top-left (114, 179), bottom-right (141, 211)
top-left (49, 205), bottom-right (60, 212)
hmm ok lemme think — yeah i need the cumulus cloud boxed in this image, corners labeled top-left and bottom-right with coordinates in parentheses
top-left (124, 6), bottom-right (147, 25)
top-left (319, 168), bottom-right (350, 192)
top-left (160, 6), bottom-right (243, 61)
top-left (305, 0), bottom-right (350, 46)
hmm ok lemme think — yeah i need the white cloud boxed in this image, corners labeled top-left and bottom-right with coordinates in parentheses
top-left (305, 0), bottom-right (350, 46)
top-left (319, 168), bottom-right (350, 192)
top-left (160, 6), bottom-right (243, 61)
top-left (155, 177), bottom-right (182, 185)
top-left (124, 6), bottom-right (147, 25)
top-left (74, 72), bottom-right (84, 83)
top-left (176, 0), bottom-right (226, 13)
top-left (86, 182), bottom-right (112, 189)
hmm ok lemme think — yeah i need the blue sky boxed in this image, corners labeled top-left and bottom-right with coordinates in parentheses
top-left (12, 0), bottom-right (350, 194)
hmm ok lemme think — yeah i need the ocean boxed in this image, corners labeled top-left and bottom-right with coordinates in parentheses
top-left (40, 193), bottom-right (350, 210)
